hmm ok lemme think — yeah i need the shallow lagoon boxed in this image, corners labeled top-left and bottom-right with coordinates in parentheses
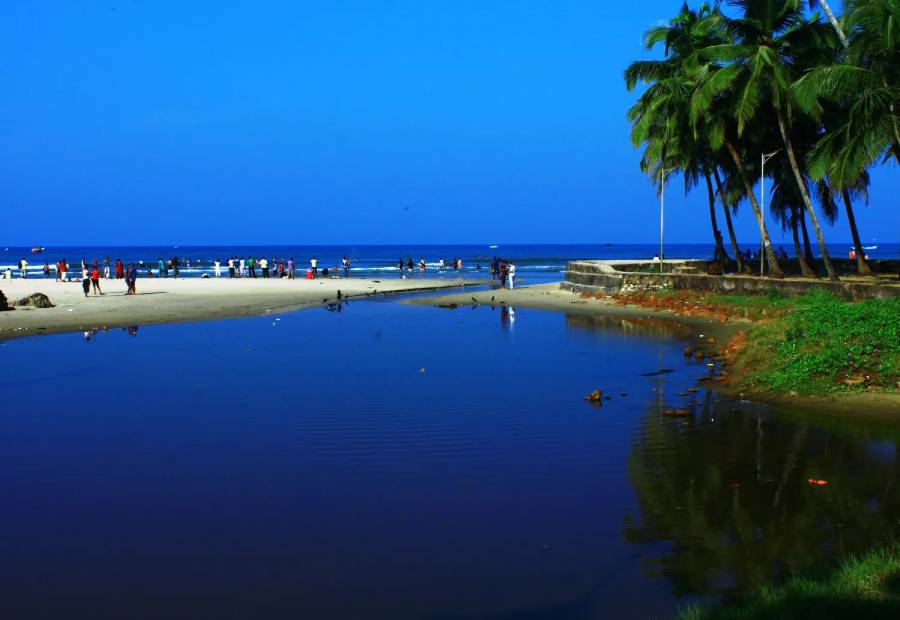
top-left (2, 299), bottom-right (898, 619)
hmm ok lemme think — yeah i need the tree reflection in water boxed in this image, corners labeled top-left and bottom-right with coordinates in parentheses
top-left (624, 393), bottom-right (900, 601)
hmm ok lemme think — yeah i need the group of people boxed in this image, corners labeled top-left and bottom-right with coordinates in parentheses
top-left (489, 256), bottom-right (516, 289)
top-left (397, 257), bottom-right (468, 276)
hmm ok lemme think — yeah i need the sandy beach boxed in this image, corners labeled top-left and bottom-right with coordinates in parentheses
top-left (0, 276), bottom-right (478, 340)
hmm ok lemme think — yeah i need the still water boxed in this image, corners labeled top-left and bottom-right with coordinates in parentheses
top-left (1, 300), bottom-right (898, 619)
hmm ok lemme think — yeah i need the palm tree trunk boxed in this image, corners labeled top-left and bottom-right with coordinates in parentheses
top-left (724, 138), bottom-right (784, 278)
top-left (713, 167), bottom-right (745, 273)
top-left (842, 189), bottom-right (872, 275)
top-left (704, 169), bottom-right (728, 263)
top-left (817, 0), bottom-right (849, 48)
top-left (791, 209), bottom-right (816, 277)
top-left (775, 107), bottom-right (839, 281)
top-left (800, 208), bottom-right (814, 264)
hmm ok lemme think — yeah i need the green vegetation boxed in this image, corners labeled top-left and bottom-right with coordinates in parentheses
top-left (733, 292), bottom-right (900, 394)
top-left (624, 0), bottom-right (898, 279)
top-left (678, 543), bottom-right (900, 619)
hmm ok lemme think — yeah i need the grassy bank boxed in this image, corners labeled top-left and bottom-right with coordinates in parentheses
top-left (614, 290), bottom-right (900, 396)
top-left (679, 543), bottom-right (900, 620)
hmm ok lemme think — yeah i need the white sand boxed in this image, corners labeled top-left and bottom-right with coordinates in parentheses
top-left (0, 275), bottom-right (478, 339)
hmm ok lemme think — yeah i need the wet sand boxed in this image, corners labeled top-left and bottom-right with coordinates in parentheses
top-left (0, 276), bottom-right (479, 340)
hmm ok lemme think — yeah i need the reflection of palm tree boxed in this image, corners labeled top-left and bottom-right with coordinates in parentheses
top-left (625, 402), bottom-right (900, 599)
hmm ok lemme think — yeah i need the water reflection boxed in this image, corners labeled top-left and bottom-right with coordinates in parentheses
top-left (566, 313), bottom-right (695, 341)
top-left (625, 396), bottom-right (900, 600)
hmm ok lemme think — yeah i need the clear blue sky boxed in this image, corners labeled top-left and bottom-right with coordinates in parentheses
top-left (1, 0), bottom-right (894, 246)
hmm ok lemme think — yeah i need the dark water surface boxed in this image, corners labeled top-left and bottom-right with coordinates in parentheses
top-left (2, 301), bottom-right (899, 619)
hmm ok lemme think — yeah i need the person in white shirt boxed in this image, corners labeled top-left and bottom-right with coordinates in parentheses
top-left (507, 262), bottom-right (516, 290)
top-left (214, 259), bottom-right (221, 278)
top-left (310, 257), bottom-right (318, 278)
top-left (260, 257), bottom-right (269, 278)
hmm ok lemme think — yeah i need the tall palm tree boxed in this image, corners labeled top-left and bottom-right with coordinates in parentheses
top-left (809, 0), bottom-right (850, 48)
top-left (795, 0), bottom-right (900, 186)
top-left (625, 3), bottom-right (732, 262)
top-left (698, 0), bottom-right (841, 280)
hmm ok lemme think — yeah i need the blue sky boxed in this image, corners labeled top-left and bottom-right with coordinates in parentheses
top-left (1, 0), bottom-right (894, 246)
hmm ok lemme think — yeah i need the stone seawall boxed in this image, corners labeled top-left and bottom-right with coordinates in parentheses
top-left (561, 260), bottom-right (900, 300)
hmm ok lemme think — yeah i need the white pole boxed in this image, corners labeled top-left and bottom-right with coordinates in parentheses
top-left (660, 171), bottom-right (665, 274)
top-left (760, 153), bottom-right (765, 276)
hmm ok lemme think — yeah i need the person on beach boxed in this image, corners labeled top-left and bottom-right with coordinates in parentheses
top-left (398, 258), bottom-right (405, 276)
top-left (310, 257), bottom-right (318, 278)
top-left (19, 258), bottom-right (28, 278)
top-left (507, 261), bottom-right (516, 289)
top-left (104, 256), bottom-right (111, 279)
top-left (126, 263), bottom-right (137, 295)
top-left (260, 257), bottom-right (269, 278)
top-left (419, 258), bottom-right (426, 273)
top-left (248, 256), bottom-right (256, 278)
top-left (406, 257), bottom-right (414, 273)
top-left (343, 257), bottom-right (351, 278)
top-left (81, 264), bottom-right (91, 296)
top-left (439, 258), bottom-right (445, 271)
top-left (43, 263), bottom-right (50, 278)
top-left (173, 256), bottom-right (181, 278)
top-left (287, 258), bottom-right (295, 279)
top-left (278, 260), bottom-right (285, 278)
top-left (90, 265), bottom-right (103, 295)
top-left (213, 259), bottom-right (221, 278)
top-left (115, 259), bottom-right (124, 279)
top-left (499, 260), bottom-right (507, 288)
top-left (57, 259), bottom-right (68, 282)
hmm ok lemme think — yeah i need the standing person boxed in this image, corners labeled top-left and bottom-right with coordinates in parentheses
top-left (126, 263), bottom-right (137, 295)
top-left (507, 261), bottom-right (516, 290)
top-left (439, 258), bottom-right (445, 271)
top-left (90, 264), bottom-right (103, 295)
top-left (398, 258), bottom-right (405, 276)
top-left (158, 258), bottom-right (165, 277)
top-left (260, 257), bottom-right (269, 278)
top-left (214, 259), bottom-right (221, 278)
top-left (406, 257), bottom-right (414, 273)
top-left (43, 263), bottom-right (51, 278)
top-left (57, 258), bottom-right (68, 282)
top-left (19, 258), bottom-right (28, 278)
top-left (419, 257), bottom-right (426, 273)
top-left (310, 257), bottom-right (318, 278)
top-left (239, 257), bottom-right (245, 278)
top-left (227, 258), bottom-right (235, 278)
top-left (344, 257), bottom-right (351, 278)
top-left (287, 258), bottom-right (295, 279)
top-left (173, 256), bottom-right (181, 278)
top-left (81, 263), bottom-right (91, 297)
top-left (104, 256), bottom-right (111, 279)
top-left (115, 258), bottom-right (124, 279)
top-left (499, 260), bottom-right (507, 289)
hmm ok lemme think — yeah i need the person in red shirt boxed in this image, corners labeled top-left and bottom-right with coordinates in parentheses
top-left (57, 259), bottom-right (68, 282)
top-left (90, 266), bottom-right (103, 295)
top-left (115, 259), bottom-right (124, 279)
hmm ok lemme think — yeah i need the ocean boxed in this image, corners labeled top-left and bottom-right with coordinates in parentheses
top-left (4, 243), bottom-right (897, 283)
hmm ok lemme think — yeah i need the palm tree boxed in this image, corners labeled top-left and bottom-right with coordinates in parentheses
top-left (698, 0), bottom-right (841, 280)
top-left (712, 166), bottom-right (747, 272)
top-left (816, 173), bottom-right (874, 275)
top-left (625, 3), bottom-right (732, 263)
top-left (795, 0), bottom-right (900, 187)
top-left (809, 0), bottom-right (850, 48)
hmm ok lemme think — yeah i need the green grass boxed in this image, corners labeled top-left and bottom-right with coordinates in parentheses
top-left (678, 543), bottom-right (900, 620)
top-left (738, 292), bottom-right (900, 394)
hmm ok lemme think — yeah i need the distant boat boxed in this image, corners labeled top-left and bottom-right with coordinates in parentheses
top-left (863, 245), bottom-right (878, 250)
top-left (31, 247), bottom-right (45, 254)
top-left (489, 244), bottom-right (499, 249)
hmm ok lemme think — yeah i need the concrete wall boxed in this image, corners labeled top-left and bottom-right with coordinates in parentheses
top-left (561, 260), bottom-right (900, 300)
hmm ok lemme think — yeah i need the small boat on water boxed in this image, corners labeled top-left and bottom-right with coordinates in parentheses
top-left (863, 245), bottom-right (878, 250)
top-left (31, 247), bottom-right (45, 254)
